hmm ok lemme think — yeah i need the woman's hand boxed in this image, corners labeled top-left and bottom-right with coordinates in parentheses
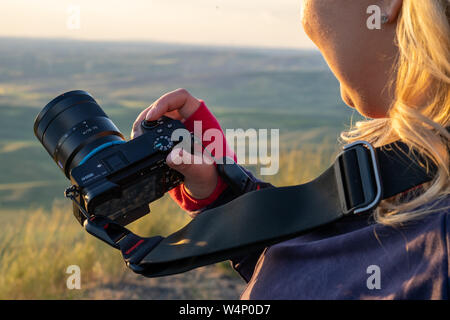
top-left (131, 88), bottom-right (201, 138)
top-left (131, 88), bottom-right (220, 200)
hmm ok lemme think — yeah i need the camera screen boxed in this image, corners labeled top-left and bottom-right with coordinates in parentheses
top-left (92, 173), bottom-right (159, 223)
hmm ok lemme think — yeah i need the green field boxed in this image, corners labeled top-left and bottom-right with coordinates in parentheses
top-left (0, 37), bottom-right (363, 298)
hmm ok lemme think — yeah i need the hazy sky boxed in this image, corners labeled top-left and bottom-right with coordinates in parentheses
top-left (0, 0), bottom-right (314, 48)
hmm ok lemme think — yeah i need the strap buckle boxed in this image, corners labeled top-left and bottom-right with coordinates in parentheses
top-left (334, 141), bottom-right (382, 215)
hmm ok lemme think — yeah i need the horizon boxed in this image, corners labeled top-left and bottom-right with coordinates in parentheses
top-left (0, 0), bottom-right (314, 50)
top-left (0, 35), bottom-right (320, 53)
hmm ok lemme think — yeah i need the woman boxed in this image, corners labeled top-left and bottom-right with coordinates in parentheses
top-left (132, 0), bottom-right (450, 299)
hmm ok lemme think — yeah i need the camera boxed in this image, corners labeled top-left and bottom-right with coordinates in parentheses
top-left (34, 90), bottom-right (185, 225)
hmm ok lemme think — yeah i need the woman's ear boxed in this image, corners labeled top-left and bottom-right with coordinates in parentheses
top-left (385, 0), bottom-right (403, 23)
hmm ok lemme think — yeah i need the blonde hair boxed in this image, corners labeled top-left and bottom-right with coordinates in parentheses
top-left (341, 0), bottom-right (450, 225)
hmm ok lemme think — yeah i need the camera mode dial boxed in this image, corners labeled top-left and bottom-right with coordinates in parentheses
top-left (154, 136), bottom-right (173, 152)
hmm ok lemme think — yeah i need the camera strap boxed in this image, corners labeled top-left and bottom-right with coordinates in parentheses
top-left (71, 136), bottom-right (445, 278)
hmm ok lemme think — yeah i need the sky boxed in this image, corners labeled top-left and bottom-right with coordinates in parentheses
top-left (0, 0), bottom-right (315, 49)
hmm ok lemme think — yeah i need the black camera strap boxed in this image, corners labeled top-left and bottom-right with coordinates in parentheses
top-left (70, 137), bottom-right (444, 278)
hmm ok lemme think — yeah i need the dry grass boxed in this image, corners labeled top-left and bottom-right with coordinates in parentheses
top-left (0, 197), bottom-right (190, 299)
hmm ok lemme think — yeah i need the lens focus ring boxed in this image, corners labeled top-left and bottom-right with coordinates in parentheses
top-left (34, 91), bottom-right (125, 178)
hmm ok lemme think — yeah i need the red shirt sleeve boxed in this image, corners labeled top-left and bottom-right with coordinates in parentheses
top-left (168, 100), bottom-right (236, 213)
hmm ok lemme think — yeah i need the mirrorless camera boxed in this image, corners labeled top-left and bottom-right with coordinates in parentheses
top-left (34, 90), bottom-right (185, 225)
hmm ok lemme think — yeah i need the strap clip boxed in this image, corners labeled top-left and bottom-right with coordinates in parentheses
top-left (216, 157), bottom-right (253, 195)
top-left (83, 216), bottom-right (131, 249)
top-left (334, 141), bottom-right (382, 215)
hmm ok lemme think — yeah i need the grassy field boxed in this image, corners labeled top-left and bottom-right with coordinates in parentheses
top-left (0, 38), bottom-right (362, 299)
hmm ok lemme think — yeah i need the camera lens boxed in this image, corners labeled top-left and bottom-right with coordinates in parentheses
top-left (34, 90), bottom-right (125, 178)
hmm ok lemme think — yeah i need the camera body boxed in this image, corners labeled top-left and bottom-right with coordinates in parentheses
top-left (69, 116), bottom-right (185, 225)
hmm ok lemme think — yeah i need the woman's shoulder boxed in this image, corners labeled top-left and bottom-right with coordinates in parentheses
top-left (417, 195), bottom-right (450, 222)
top-left (398, 195), bottom-right (450, 233)
top-left (395, 195), bottom-right (450, 258)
